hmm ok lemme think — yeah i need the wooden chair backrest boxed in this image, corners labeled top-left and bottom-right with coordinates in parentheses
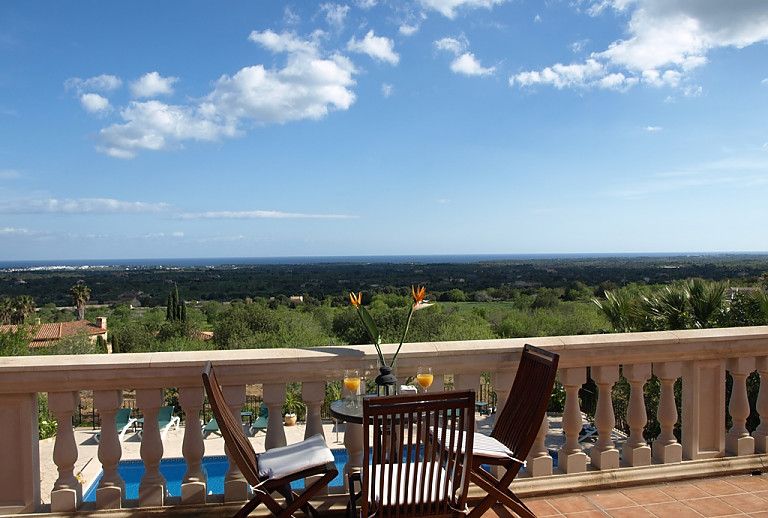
top-left (363, 390), bottom-right (475, 517)
top-left (491, 344), bottom-right (559, 464)
top-left (202, 362), bottom-right (261, 486)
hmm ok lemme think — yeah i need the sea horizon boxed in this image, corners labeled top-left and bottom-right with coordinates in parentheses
top-left (2, 251), bottom-right (767, 271)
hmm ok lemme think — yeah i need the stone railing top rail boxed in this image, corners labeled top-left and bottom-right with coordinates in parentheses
top-left (1, 326), bottom-right (767, 393)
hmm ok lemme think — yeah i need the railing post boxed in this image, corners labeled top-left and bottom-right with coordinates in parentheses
top-left (652, 362), bottom-right (682, 463)
top-left (178, 385), bottom-right (207, 504)
top-left (221, 384), bottom-right (249, 502)
top-left (726, 357), bottom-right (755, 456)
top-left (0, 392), bottom-right (40, 514)
top-left (136, 388), bottom-right (167, 507)
top-left (303, 381), bottom-right (328, 496)
top-left (93, 389), bottom-right (125, 508)
top-left (682, 359), bottom-right (725, 459)
top-left (753, 356), bottom-right (768, 453)
top-left (48, 391), bottom-right (82, 512)
top-left (525, 415), bottom-right (551, 477)
top-left (263, 383), bottom-right (288, 450)
top-left (590, 365), bottom-right (620, 470)
top-left (622, 363), bottom-right (652, 467)
top-left (558, 367), bottom-right (587, 473)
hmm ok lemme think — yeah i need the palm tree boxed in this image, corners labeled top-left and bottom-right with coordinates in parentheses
top-left (11, 295), bottom-right (35, 325)
top-left (685, 278), bottom-right (727, 329)
top-left (594, 290), bottom-right (640, 333)
top-left (0, 298), bottom-right (12, 324)
top-left (643, 285), bottom-right (690, 330)
top-left (70, 283), bottom-right (91, 321)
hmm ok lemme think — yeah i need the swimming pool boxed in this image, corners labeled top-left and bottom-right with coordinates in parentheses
top-left (83, 449), bottom-right (348, 502)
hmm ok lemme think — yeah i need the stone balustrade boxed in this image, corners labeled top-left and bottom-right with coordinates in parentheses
top-left (1, 326), bottom-right (768, 514)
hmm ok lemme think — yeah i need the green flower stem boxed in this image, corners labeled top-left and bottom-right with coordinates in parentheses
top-left (390, 304), bottom-right (415, 367)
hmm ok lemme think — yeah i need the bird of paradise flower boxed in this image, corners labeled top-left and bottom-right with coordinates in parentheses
top-left (349, 285), bottom-right (433, 368)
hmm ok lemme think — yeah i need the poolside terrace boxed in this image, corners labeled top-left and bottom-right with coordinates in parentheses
top-left (2, 326), bottom-right (768, 516)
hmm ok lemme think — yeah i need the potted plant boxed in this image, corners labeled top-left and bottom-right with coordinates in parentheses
top-left (282, 390), bottom-right (305, 427)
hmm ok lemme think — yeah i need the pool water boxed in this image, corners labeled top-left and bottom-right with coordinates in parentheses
top-left (83, 449), bottom-right (348, 502)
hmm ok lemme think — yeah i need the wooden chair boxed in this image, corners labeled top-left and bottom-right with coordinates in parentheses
top-left (202, 362), bottom-right (337, 518)
top-left (465, 344), bottom-right (559, 518)
top-left (350, 390), bottom-right (476, 517)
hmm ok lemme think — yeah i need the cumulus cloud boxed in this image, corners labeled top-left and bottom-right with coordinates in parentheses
top-left (512, 0), bottom-right (768, 91)
top-left (130, 71), bottom-right (179, 98)
top-left (451, 53), bottom-right (495, 76)
top-left (320, 3), bottom-right (349, 30)
top-left (347, 30), bottom-right (399, 65)
top-left (435, 36), bottom-right (495, 76)
top-left (65, 74), bottom-right (122, 94)
top-left (399, 24), bottom-right (419, 36)
top-left (176, 210), bottom-right (357, 219)
top-left (0, 198), bottom-right (171, 214)
top-left (419, 0), bottom-right (508, 19)
top-left (85, 30), bottom-right (357, 158)
top-left (80, 93), bottom-right (111, 114)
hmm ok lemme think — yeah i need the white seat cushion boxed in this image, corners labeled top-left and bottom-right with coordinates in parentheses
top-left (257, 433), bottom-right (334, 480)
top-left (433, 428), bottom-right (523, 463)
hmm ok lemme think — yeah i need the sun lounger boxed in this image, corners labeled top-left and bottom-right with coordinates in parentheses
top-left (95, 407), bottom-right (137, 443)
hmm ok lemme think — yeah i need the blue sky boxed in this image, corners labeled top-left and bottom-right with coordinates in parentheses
top-left (1, 0), bottom-right (767, 261)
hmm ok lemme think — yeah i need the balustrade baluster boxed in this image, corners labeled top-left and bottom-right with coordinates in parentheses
top-left (558, 367), bottom-right (587, 473)
top-left (526, 415), bottom-right (551, 477)
top-left (136, 389), bottom-right (166, 507)
top-left (622, 364), bottom-right (651, 467)
top-left (262, 383), bottom-right (288, 450)
top-left (48, 391), bottom-right (82, 512)
top-left (178, 386), bottom-right (207, 504)
top-left (652, 362), bottom-right (682, 463)
top-left (590, 366), bottom-right (620, 469)
top-left (221, 384), bottom-right (249, 502)
top-left (753, 356), bottom-right (768, 453)
top-left (726, 357), bottom-right (755, 456)
top-left (303, 381), bottom-right (328, 496)
top-left (93, 390), bottom-right (125, 509)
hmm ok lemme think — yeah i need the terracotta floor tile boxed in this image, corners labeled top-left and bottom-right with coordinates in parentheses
top-left (727, 476), bottom-right (768, 492)
top-left (683, 497), bottom-right (740, 517)
top-left (719, 493), bottom-right (768, 513)
top-left (562, 511), bottom-right (611, 518)
top-left (522, 498), bottom-right (562, 516)
top-left (621, 488), bottom-right (675, 505)
top-left (659, 483), bottom-right (711, 501)
top-left (549, 495), bottom-right (601, 514)
top-left (606, 506), bottom-right (657, 518)
top-left (587, 492), bottom-right (639, 509)
top-left (694, 480), bottom-right (745, 497)
top-left (644, 501), bottom-right (706, 518)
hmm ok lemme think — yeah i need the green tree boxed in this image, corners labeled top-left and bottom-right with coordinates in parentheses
top-left (70, 282), bottom-right (91, 321)
top-left (11, 295), bottom-right (35, 325)
top-left (0, 324), bottom-right (32, 356)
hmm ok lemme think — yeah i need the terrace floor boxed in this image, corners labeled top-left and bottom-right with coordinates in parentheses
top-left (36, 414), bottom-right (768, 517)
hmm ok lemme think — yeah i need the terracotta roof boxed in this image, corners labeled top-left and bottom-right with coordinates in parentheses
top-left (0, 320), bottom-right (107, 348)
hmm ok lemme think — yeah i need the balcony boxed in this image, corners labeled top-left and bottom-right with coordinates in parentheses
top-left (2, 326), bottom-right (768, 516)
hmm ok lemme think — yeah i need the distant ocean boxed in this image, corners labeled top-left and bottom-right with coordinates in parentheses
top-left (0, 252), bottom-right (757, 270)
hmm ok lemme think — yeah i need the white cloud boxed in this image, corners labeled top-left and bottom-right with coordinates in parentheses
top-left (645, 126), bottom-right (663, 131)
top-left (88, 30), bottom-right (357, 158)
top-left (80, 93), bottom-right (111, 113)
top-left (356, 0), bottom-right (377, 8)
top-left (176, 210), bottom-right (357, 219)
top-left (419, 0), bottom-right (508, 19)
top-left (513, 0), bottom-right (768, 91)
top-left (381, 83), bottom-right (394, 97)
top-left (0, 169), bottom-right (21, 179)
top-left (399, 24), bottom-right (419, 36)
top-left (0, 198), bottom-right (170, 214)
top-left (434, 37), bottom-right (465, 54)
top-left (451, 53), bottom-right (495, 76)
top-left (512, 59), bottom-right (605, 89)
top-left (435, 36), bottom-right (494, 76)
top-left (320, 3), bottom-right (350, 30)
top-left (0, 227), bottom-right (31, 235)
top-left (130, 71), bottom-right (179, 98)
top-left (65, 74), bottom-right (122, 93)
top-left (347, 30), bottom-right (400, 65)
